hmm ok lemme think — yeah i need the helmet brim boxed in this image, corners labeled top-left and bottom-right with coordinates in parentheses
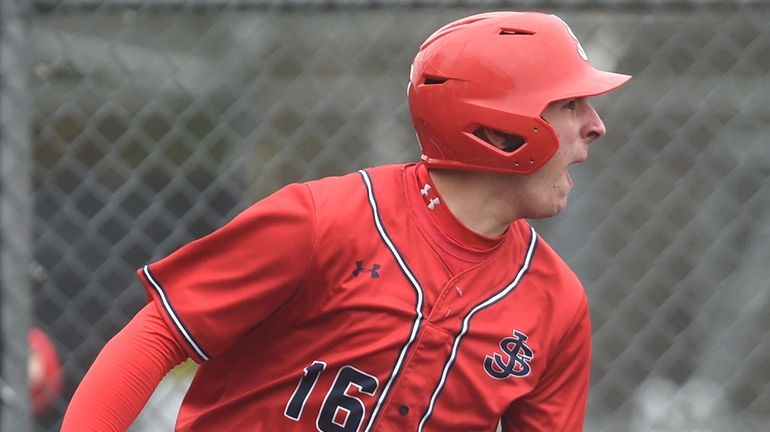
top-left (559, 68), bottom-right (632, 100)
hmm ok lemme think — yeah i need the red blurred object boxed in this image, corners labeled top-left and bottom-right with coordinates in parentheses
top-left (28, 327), bottom-right (63, 416)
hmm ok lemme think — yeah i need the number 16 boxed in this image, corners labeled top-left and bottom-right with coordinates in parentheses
top-left (285, 360), bottom-right (379, 432)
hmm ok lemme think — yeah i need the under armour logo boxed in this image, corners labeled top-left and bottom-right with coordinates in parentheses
top-left (420, 183), bottom-right (440, 210)
top-left (420, 184), bottom-right (431, 196)
top-left (353, 261), bottom-right (380, 278)
top-left (483, 330), bottom-right (534, 379)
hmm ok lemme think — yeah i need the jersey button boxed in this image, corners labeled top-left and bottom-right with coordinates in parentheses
top-left (399, 405), bottom-right (409, 415)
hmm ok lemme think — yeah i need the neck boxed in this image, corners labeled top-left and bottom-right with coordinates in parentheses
top-left (428, 168), bottom-right (521, 238)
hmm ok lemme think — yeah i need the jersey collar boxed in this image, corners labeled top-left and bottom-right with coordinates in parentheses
top-left (410, 163), bottom-right (504, 254)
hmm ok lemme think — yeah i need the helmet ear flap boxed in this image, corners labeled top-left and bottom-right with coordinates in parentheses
top-left (414, 119), bottom-right (450, 161)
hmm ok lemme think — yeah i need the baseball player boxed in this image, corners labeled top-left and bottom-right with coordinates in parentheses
top-left (63, 11), bottom-right (630, 431)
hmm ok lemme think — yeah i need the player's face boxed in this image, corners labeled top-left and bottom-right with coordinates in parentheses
top-left (513, 97), bottom-right (606, 218)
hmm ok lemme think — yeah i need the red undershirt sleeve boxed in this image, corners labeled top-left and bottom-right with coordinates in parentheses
top-left (62, 303), bottom-right (188, 432)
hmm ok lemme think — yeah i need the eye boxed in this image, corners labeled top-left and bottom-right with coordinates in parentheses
top-left (564, 99), bottom-right (578, 111)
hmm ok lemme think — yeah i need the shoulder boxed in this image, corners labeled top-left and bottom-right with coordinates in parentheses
top-left (518, 223), bottom-right (588, 319)
top-left (531, 229), bottom-right (583, 290)
top-left (303, 164), bottom-right (411, 207)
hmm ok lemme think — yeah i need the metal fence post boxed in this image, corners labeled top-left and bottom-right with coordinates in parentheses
top-left (0, 0), bottom-right (32, 428)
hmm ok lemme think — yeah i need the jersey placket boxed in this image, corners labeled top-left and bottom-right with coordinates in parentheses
top-left (359, 168), bottom-right (537, 431)
top-left (366, 235), bottom-right (537, 430)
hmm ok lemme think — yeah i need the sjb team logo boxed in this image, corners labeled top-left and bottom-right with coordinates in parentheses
top-left (555, 15), bottom-right (589, 61)
top-left (483, 330), bottom-right (534, 379)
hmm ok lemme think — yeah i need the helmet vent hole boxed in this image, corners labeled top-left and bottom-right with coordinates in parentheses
top-left (473, 127), bottom-right (525, 153)
top-left (499, 28), bottom-right (535, 36)
top-left (423, 76), bottom-right (448, 85)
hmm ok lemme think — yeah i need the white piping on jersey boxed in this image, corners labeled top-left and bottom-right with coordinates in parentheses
top-left (142, 265), bottom-right (210, 362)
top-left (358, 170), bottom-right (426, 432)
top-left (417, 226), bottom-right (539, 432)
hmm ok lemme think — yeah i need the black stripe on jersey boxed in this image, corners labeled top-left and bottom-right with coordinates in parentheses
top-left (141, 265), bottom-right (211, 362)
top-left (417, 226), bottom-right (539, 432)
top-left (358, 169), bottom-right (426, 432)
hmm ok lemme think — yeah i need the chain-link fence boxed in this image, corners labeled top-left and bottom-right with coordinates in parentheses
top-left (1, 0), bottom-right (768, 430)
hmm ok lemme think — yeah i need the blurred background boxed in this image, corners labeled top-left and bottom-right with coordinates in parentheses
top-left (1, 0), bottom-right (768, 430)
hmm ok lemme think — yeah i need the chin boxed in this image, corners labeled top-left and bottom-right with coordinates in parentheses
top-left (526, 203), bottom-right (567, 219)
top-left (543, 199), bottom-right (569, 218)
top-left (520, 191), bottom-right (570, 219)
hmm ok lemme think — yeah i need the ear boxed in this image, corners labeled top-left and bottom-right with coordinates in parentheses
top-left (474, 127), bottom-right (526, 153)
top-left (478, 127), bottom-right (508, 148)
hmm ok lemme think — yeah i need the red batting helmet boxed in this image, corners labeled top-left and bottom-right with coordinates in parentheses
top-left (408, 11), bottom-right (631, 175)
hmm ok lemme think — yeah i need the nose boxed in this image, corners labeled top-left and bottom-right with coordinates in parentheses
top-left (582, 103), bottom-right (606, 142)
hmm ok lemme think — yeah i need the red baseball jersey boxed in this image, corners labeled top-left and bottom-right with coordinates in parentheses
top-left (138, 163), bottom-right (591, 431)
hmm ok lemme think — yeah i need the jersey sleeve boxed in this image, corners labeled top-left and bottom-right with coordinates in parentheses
top-left (501, 293), bottom-right (592, 432)
top-left (137, 182), bottom-right (316, 362)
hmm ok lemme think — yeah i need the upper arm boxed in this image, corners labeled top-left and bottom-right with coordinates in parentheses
top-left (137, 182), bottom-right (317, 361)
top-left (62, 304), bottom-right (187, 431)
